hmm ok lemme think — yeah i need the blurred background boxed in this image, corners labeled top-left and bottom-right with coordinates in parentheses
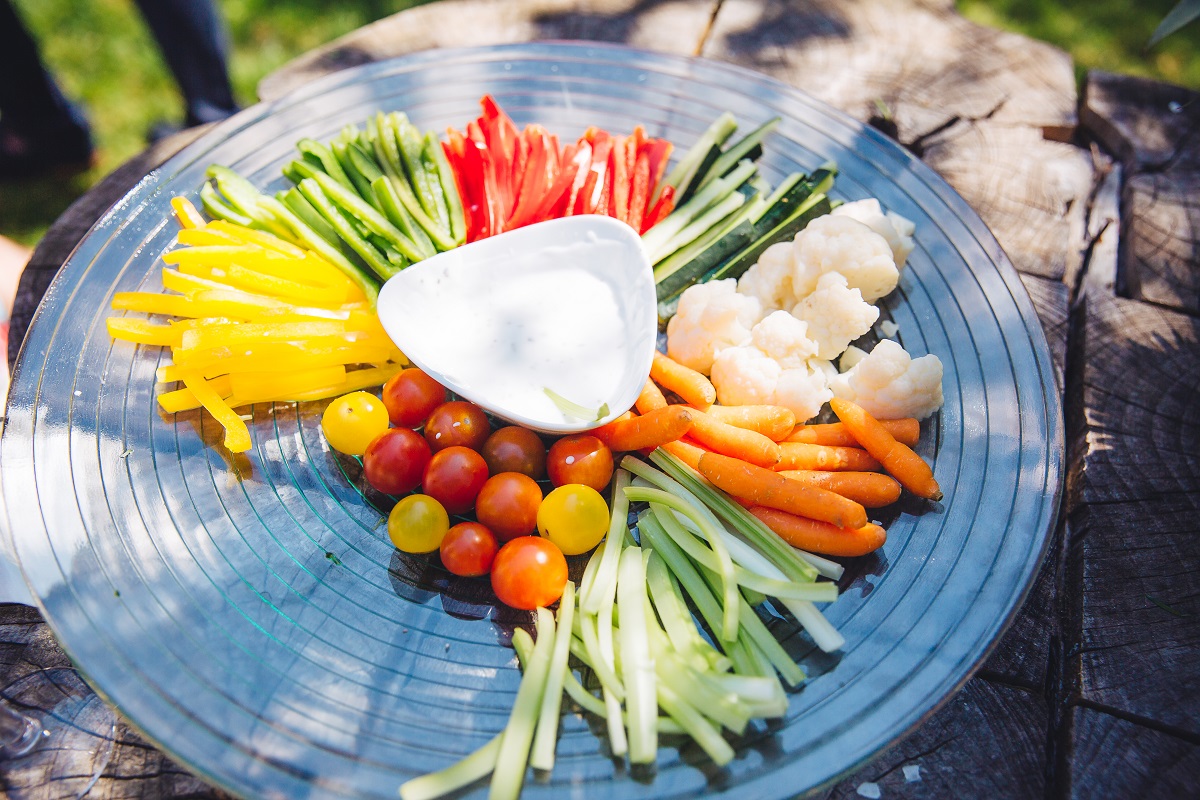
top-left (0, 0), bottom-right (1195, 249)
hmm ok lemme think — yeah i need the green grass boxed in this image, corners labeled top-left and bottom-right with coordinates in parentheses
top-left (0, 0), bottom-right (433, 246)
top-left (958, 0), bottom-right (1200, 88)
top-left (0, 0), bottom-right (1194, 248)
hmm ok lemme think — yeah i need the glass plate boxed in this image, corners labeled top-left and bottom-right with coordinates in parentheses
top-left (2, 43), bottom-right (1062, 799)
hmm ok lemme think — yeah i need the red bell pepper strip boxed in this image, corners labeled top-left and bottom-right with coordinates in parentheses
top-left (562, 141), bottom-right (594, 216)
top-left (609, 136), bottom-right (629, 223)
top-left (627, 149), bottom-right (651, 233)
top-left (531, 142), bottom-right (587, 223)
top-left (641, 184), bottom-right (676, 234)
top-left (507, 128), bottom-right (551, 230)
top-left (645, 138), bottom-right (674, 190)
top-left (582, 132), bottom-right (612, 215)
top-left (572, 170), bottom-right (599, 216)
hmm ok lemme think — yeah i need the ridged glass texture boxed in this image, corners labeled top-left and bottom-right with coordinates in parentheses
top-left (2, 43), bottom-right (1062, 799)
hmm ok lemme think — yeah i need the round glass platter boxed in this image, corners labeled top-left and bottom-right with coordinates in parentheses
top-left (2, 42), bottom-right (1062, 799)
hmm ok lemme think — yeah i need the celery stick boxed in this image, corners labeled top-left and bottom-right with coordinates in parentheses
top-left (617, 547), bottom-right (658, 763)
top-left (527, 635), bottom-right (686, 735)
top-left (530, 582), bottom-right (576, 771)
top-left (490, 611), bottom-right (555, 800)
top-left (398, 734), bottom-right (501, 800)
top-left (578, 612), bottom-right (625, 701)
top-left (581, 470), bottom-right (631, 614)
top-left (577, 539), bottom-right (606, 607)
top-left (656, 683), bottom-right (735, 767)
top-left (646, 550), bottom-right (720, 671)
top-left (638, 514), bottom-right (728, 649)
top-left (649, 450), bottom-right (824, 582)
top-left (658, 508), bottom-right (837, 602)
top-left (624, 487), bottom-right (739, 643)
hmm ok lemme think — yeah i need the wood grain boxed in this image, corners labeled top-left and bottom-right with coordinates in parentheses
top-left (1082, 70), bottom-right (1200, 172)
top-left (1068, 289), bottom-right (1200, 735)
top-left (1065, 705), bottom-right (1200, 799)
top-left (1120, 170), bottom-right (1200, 315)
top-left (820, 678), bottom-right (1049, 798)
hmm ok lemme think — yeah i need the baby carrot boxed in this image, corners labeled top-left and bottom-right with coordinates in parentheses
top-left (590, 406), bottom-right (693, 452)
top-left (697, 451), bottom-right (868, 530)
top-left (786, 418), bottom-right (920, 448)
top-left (777, 470), bottom-right (903, 508)
top-left (829, 398), bottom-right (942, 501)
top-left (776, 441), bottom-right (882, 472)
top-left (657, 438), bottom-right (709, 471)
top-left (748, 506), bottom-right (887, 557)
top-left (703, 404), bottom-right (797, 442)
top-left (650, 351), bottom-right (716, 410)
top-left (635, 378), bottom-right (668, 413)
top-left (688, 411), bottom-right (781, 468)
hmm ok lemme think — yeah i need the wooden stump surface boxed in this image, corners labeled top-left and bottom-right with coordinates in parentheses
top-left (4, 0), bottom-right (1198, 797)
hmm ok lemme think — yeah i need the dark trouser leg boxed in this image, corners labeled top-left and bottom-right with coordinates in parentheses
top-left (132, 0), bottom-right (239, 126)
top-left (0, 0), bottom-right (85, 133)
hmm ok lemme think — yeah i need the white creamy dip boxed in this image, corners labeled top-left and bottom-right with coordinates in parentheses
top-left (375, 216), bottom-right (657, 433)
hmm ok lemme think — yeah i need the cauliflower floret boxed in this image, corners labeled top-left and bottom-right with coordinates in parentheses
top-left (832, 198), bottom-right (916, 269)
top-left (710, 345), bottom-right (781, 406)
top-left (666, 279), bottom-right (762, 375)
top-left (791, 272), bottom-right (879, 360)
top-left (750, 310), bottom-right (818, 368)
top-left (829, 339), bottom-right (944, 420)
top-left (791, 215), bottom-right (899, 303)
top-left (774, 361), bottom-right (834, 423)
top-left (839, 344), bottom-right (869, 372)
top-left (736, 242), bottom-right (794, 313)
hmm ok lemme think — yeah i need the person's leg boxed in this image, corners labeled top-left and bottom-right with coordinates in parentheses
top-left (132, 0), bottom-right (239, 127)
top-left (0, 0), bottom-right (93, 178)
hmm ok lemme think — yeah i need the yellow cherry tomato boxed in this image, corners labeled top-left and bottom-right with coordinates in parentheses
top-left (388, 494), bottom-right (450, 554)
top-left (536, 484), bottom-right (609, 556)
top-left (321, 391), bottom-right (389, 456)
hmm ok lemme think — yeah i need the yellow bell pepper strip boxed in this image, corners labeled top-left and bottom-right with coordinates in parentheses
top-left (176, 228), bottom-right (244, 247)
top-left (193, 262), bottom-right (351, 307)
top-left (111, 291), bottom-right (275, 320)
top-left (181, 371), bottom-right (252, 452)
top-left (206, 220), bottom-right (307, 257)
top-left (227, 362), bottom-right (404, 407)
top-left (171, 196), bottom-right (207, 229)
top-left (229, 365), bottom-right (347, 402)
top-left (107, 318), bottom-right (183, 348)
top-left (156, 343), bottom-right (393, 383)
top-left (178, 320), bottom-right (347, 352)
top-left (157, 375), bottom-right (234, 413)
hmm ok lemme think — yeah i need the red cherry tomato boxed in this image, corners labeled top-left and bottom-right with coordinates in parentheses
top-left (362, 428), bottom-right (432, 495)
top-left (421, 445), bottom-right (489, 514)
top-left (424, 401), bottom-right (491, 452)
top-left (440, 521), bottom-right (499, 577)
top-left (491, 537), bottom-right (568, 610)
top-left (381, 368), bottom-right (447, 427)
top-left (547, 434), bottom-right (614, 492)
top-left (475, 472), bottom-right (543, 542)
top-left (481, 426), bottom-right (547, 480)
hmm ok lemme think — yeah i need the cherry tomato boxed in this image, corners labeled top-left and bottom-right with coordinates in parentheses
top-left (440, 521), bottom-right (499, 577)
top-left (381, 368), bottom-right (447, 427)
top-left (537, 484), bottom-right (610, 556)
top-left (424, 401), bottom-right (491, 452)
top-left (491, 536), bottom-right (568, 610)
top-left (481, 426), bottom-right (547, 480)
top-left (422, 445), bottom-right (489, 514)
top-left (322, 391), bottom-right (390, 456)
top-left (546, 434), bottom-right (614, 492)
top-left (388, 494), bottom-right (449, 553)
top-left (363, 428), bottom-right (431, 495)
top-left (475, 472), bottom-right (543, 542)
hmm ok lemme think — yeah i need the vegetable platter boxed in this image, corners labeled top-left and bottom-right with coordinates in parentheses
top-left (1, 43), bottom-right (1062, 800)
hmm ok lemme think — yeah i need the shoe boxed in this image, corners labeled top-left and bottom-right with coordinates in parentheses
top-left (0, 117), bottom-right (94, 182)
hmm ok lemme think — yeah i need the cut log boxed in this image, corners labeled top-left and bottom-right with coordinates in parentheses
top-left (1065, 705), bottom-right (1200, 799)
top-left (1120, 170), bottom-right (1200, 315)
top-left (1082, 70), bottom-right (1200, 172)
top-left (1068, 288), bottom-right (1200, 735)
